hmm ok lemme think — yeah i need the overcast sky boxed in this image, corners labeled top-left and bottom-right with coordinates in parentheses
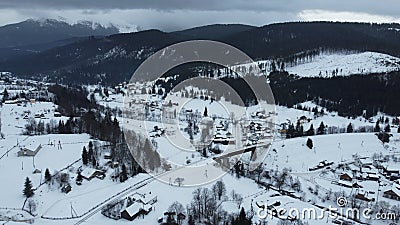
top-left (0, 0), bottom-right (399, 32)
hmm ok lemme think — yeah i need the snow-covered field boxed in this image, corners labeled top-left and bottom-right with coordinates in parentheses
top-left (286, 51), bottom-right (400, 78)
top-left (232, 51), bottom-right (400, 78)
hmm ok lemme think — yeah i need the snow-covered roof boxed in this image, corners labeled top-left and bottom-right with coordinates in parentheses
top-left (390, 186), bottom-right (400, 197)
top-left (367, 174), bottom-right (379, 179)
top-left (385, 164), bottom-right (400, 172)
top-left (340, 173), bottom-right (353, 178)
top-left (348, 164), bottom-right (359, 171)
top-left (359, 158), bottom-right (373, 165)
top-left (125, 203), bottom-right (142, 216)
top-left (131, 192), bottom-right (157, 204)
top-left (142, 204), bottom-right (152, 212)
top-left (337, 180), bottom-right (353, 187)
top-left (81, 168), bottom-right (99, 178)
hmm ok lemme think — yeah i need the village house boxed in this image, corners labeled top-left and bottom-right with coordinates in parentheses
top-left (309, 160), bottom-right (334, 171)
top-left (383, 187), bottom-right (400, 201)
top-left (130, 192), bottom-right (158, 205)
top-left (332, 180), bottom-right (363, 189)
top-left (17, 144), bottom-right (42, 157)
top-left (355, 157), bottom-right (373, 169)
top-left (347, 163), bottom-right (359, 174)
top-left (120, 192), bottom-right (157, 221)
top-left (383, 164), bottom-right (400, 178)
top-left (339, 173), bottom-right (353, 182)
top-left (354, 191), bottom-right (374, 202)
top-left (366, 173), bottom-right (380, 181)
top-left (79, 168), bottom-right (106, 181)
top-left (121, 203), bottom-right (152, 221)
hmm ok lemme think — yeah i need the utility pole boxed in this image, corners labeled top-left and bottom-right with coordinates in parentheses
top-left (0, 105), bottom-right (2, 137)
top-left (71, 202), bottom-right (78, 217)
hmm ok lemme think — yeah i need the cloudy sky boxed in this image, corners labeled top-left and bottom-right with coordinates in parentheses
top-left (0, 0), bottom-right (399, 32)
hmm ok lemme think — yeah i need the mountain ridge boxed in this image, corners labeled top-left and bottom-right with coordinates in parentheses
top-left (1, 21), bottom-right (400, 84)
top-left (0, 19), bottom-right (120, 61)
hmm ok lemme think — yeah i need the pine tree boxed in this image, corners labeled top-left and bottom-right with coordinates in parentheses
top-left (306, 124), bottom-right (315, 136)
top-left (120, 164), bottom-right (128, 182)
top-left (203, 107), bottom-right (208, 117)
top-left (88, 141), bottom-right (94, 161)
top-left (317, 122), bottom-right (325, 135)
top-left (23, 177), bottom-right (34, 198)
top-left (141, 87), bottom-right (147, 94)
top-left (385, 124), bottom-right (391, 133)
top-left (2, 88), bottom-right (9, 102)
top-left (238, 207), bottom-right (247, 221)
top-left (286, 123), bottom-right (295, 138)
top-left (44, 168), bottom-right (51, 183)
top-left (153, 150), bottom-right (161, 169)
top-left (202, 148), bottom-right (207, 157)
top-left (397, 126), bottom-right (400, 133)
top-left (188, 215), bottom-right (195, 225)
top-left (295, 120), bottom-right (303, 137)
top-left (306, 138), bottom-right (313, 149)
top-left (374, 121), bottom-right (381, 132)
top-left (347, 123), bottom-right (353, 133)
top-left (376, 132), bottom-right (391, 144)
top-left (92, 156), bottom-right (97, 167)
top-left (233, 207), bottom-right (251, 225)
top-left (82, 146), bottom-right (89, 165)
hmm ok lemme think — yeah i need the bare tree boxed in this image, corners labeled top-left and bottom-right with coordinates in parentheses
top-left (168, 201), bottom-right (186, 224)
top-left (26, 198), bottom-right (37, 214)
top-left (231, 190), bottom-right (243, 208)
top-left (212, 180), bottom-right (226, 201)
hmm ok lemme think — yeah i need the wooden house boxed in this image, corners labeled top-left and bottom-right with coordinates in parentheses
top-left (383, 188), bottom-right (400, 201)
top-left (339, 173), bottom-right (353, 182)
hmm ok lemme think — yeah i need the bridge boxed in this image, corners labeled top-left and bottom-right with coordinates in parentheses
top-left (212, 142), bottom-right (271, 162)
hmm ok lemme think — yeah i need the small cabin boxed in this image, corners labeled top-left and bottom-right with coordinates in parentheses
top-left (17, 144), bottom-right (42, 157)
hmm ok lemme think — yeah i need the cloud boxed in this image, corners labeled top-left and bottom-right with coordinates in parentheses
top-left (0, 0), bottom-right (399, 16)
top-left (0, 1), bottom-right (399, 31)
top-left (298, 10), bottom-right (400, 24)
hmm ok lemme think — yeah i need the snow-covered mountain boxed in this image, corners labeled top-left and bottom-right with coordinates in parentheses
top-left (0, 19), bottom-right (120, 61)
top-left (2, 21), bottom-right (400, 85)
